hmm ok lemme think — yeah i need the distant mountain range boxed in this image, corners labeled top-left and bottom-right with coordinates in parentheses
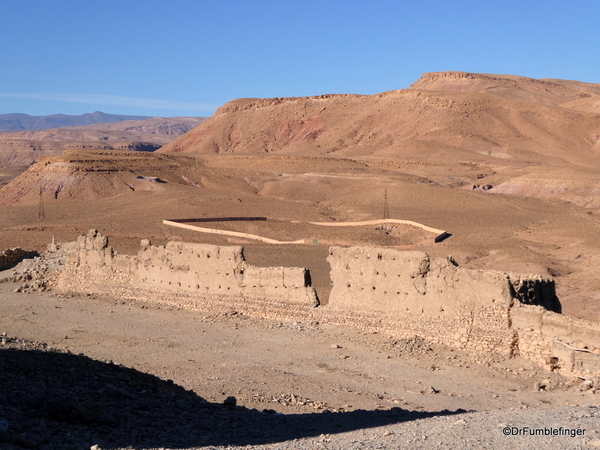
top-left (0, 115), bottom-right (207, 168)
top-left (0, 111), bottom-right (153, 132)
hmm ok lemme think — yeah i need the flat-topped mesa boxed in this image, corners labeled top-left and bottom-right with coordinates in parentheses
top-left (214, 93), bottom-right (366, 115)
top-left (158, 71), bottom-right (600, 158)
top-left (410, 71), bottom-right (595, 103)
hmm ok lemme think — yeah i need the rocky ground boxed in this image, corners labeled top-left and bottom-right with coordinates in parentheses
top-left (0, 252), bottom-right (599, 449)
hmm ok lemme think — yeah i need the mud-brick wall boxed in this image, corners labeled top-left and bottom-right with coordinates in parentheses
top-left (137, 241), bottom-right (246, 295)
top-left (326, 246), bottom-right (553, 355)
top-left (512, 306), bottom-right (600, 377)
top-left (59, 230), bottom-right (318, 307)
top-left (0, 248), bottom-right (39, 271)
top-left (136, 240), bottom-right (316, 304)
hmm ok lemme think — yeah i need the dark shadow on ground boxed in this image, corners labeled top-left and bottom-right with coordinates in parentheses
top-left (0, 344), bottom-right (466, 450)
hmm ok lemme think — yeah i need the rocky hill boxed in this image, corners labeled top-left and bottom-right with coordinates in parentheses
top-left (0, 116), bottom-right (207, 168)
top-left (159, 71), bottom-right (600, 168)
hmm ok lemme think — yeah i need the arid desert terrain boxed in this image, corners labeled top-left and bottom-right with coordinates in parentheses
top-left (1, 71), bottom-right (600, 449)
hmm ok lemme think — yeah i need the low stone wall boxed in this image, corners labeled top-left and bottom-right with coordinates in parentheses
top-left (0, 248), bottom-right (39, 271)
top-left (56, 231), bottom-right (600, 378)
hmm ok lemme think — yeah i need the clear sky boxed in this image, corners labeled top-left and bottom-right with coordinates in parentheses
top-left (1, 0), bottom-right (598, 118)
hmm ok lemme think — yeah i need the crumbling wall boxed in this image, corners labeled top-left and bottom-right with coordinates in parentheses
top-left (58, 230), bottom-right (318, 309)
top-left (327, 246), bottom-right (519, 354)
top-left (57, 232), bottom-right (599, 378)
top-left (0, 248), bottom-right (39, 271)
top-left (326, 245), bottom-right (598, 378)
top-left (512, 306), bottom-right (600, 376)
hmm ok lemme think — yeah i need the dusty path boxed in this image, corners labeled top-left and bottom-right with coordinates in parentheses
top-left (1, 277), bottom-right (599, 449)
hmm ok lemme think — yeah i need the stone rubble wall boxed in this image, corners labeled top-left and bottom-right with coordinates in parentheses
top-left (0, 248), bottom-right (39, 271)
top-left (57, 231), bottom-right (600, 378)
top-left (512, 306), bottom-right (600, 375)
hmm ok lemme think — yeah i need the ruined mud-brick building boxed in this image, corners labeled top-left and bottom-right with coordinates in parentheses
top-left (57, 230), bottom-right (600, 378)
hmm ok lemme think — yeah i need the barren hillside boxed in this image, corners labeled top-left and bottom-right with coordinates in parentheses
top-left (159, 71), bottom-right (600, 166)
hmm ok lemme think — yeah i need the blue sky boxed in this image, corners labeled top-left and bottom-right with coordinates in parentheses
top-left (1, 0), bottom-right (598, 117)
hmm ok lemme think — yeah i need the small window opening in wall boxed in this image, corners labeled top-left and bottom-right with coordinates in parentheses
top-left (218, 285), bottom-right (221, 289)
top-left (372, 286), bottom-right (376, 290)
top-left (196, 284), bottom-right (200, 289)
top-left (375, 271), bottom-right (379, 275)
top-left (347, 283), bottom-right (351, 288)
top-left (178, 282), bottom-right (181, 286)
top-left (377, 254), bottom-right (383, 260)
top-left (207, 254), bottom-right (211, 258)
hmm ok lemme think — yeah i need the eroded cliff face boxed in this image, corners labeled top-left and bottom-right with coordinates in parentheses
top-left (56, 231), bottom-right (600, 379)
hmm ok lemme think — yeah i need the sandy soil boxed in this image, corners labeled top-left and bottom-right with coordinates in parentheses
top-left (1, 272), bottom-right (599, 449)
top-left (2, 71), bottom-right (600, 448)
top-left (2, 150), bottom-right (600, 319)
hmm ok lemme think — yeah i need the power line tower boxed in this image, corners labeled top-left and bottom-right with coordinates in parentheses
top-left (38, 187), bottom-right (46, 221)
top-left (383, 188), bottom-right (390, 219)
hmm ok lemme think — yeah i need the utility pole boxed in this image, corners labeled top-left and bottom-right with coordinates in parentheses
top-left (383, 188), bottom-right (390, 220)
top-left (38, 187), bottom-right (45, 220)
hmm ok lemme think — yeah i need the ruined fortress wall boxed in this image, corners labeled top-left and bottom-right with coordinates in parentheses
top-left (326, 245), bottom-right (599, 377)
top-left (58, 230), bottom-right (318, 309)
top-left (57, 232), bottom-right (600, 378)
top-left (327, 246), bottom-right (517, 355)
top-left (0, 248), bottom-right (39, 271)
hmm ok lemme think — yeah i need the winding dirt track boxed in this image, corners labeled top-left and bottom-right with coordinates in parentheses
top-left (163, 218), bottom-right (449, 247)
